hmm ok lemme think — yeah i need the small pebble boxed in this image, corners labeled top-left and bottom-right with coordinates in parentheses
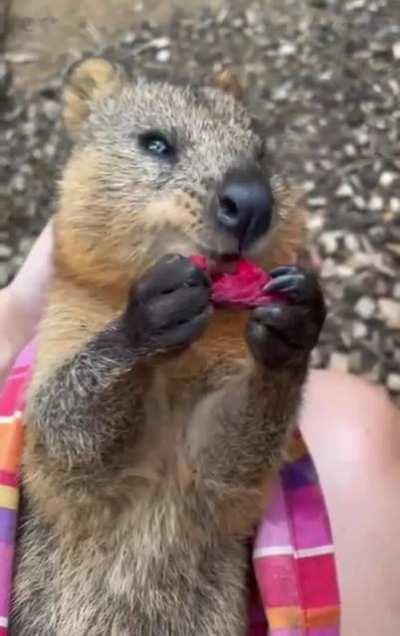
top-left (354, 129), bottom-right (369, 146)
top-left (307, 215), bottom-right (324, 231)
top-left (355, 297), bottom-right (376, 320)
top-left (320, 259), bottom-right (337, 279)
top-left (120, 31), bottom-right (136, 46)
top-left (352, 321), bottom-right (368, 339)
top-left (353, 195), bottom-right (366, 210)
top-left (336, 265), bottom-right (354, 278)
top-left (151, 37), bottom-right (171, 49)
top-left (387, 243), bottom-right (400, 257)
top-left (272, 82), bottom-right (291, 101)
top-left (344, 234), bottom-right (359, 252)
top-left (393, 283), bottom-right (400, 300)
top-left (346, 0), bottom-right (365, 9)
top-left (156, 49), bottom-right (171, 63)
top-left (303, 180), bottom-right (316, 193)
top-left (390, 198), bottom-right (400, 214)
top-left (279, 43), bottom-right (297, 56)
top-left (335, 183), bottom-right (354, 198)
top-left (387, 374), bottom-right (400, 393)
top-left (308, 196), bottom-right (327, 208)
top-left (18, 237), bottom-right (35, 256)
top-left (0, 265), bottom-right (10, 287)
top-left (344, 144), bottom-right (357, 157)
top-left (319, 232), bottom-right (339, 255)
top-left (0, 245), bottom-right (12, 260)
top-left (0, 61), bottom-right (10, 93)
top-left (393, 42), bottom-right (400, 61)
top-left (11, 174), bottom-right (26, 192)
top-left (311, 348), bottom-right (325, 368)
top-left (349, 351), bottom-right (363, 373)
top-left (368, 194), bottom-right (384, 212)
top-left (42, 99), bottom-right (60, 120)
top-left (379, 172), bottom-right (397, 188)
top-left (378, 299), bottom-right (400, 330)
top-left (329, 353), bottom-right (349, 373)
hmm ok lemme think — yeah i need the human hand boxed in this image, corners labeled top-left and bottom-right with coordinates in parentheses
top-left (0, 221), bottom-right (54, 386)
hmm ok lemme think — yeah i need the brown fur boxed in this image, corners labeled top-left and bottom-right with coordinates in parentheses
top-left (11, 59), bottom-right (308, 635)
top-left (214, 70), bottom-right (244, 101)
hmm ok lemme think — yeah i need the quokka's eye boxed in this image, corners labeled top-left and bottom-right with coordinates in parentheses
top-left (138, 131), bottom-right (176, 159)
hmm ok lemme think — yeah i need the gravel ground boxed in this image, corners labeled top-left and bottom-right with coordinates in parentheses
top-left (0, 0), bottom-right (399, 399)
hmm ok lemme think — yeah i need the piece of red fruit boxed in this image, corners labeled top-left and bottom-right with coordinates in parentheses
top-left (190, 255), bottom-right (284, 309)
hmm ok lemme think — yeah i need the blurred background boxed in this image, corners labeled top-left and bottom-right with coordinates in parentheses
top-left (0, 0), bottom-right (399, 399)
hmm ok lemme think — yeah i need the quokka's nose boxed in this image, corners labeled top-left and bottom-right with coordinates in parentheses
top-left (215, 163), bottom-right (273, 249)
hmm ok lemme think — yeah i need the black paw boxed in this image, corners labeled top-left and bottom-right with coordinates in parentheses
top-left (124, 254), bottom-right (212, 352)
top-left (246, 266), bottom-right (326, 367)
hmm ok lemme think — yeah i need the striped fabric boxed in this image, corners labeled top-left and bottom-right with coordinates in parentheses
top-left (0, 345), bottom-right (32, 636)
top-left (0, 343), bottom-right (340, 636)
top-left (250, 431), bottom-right (340, 635)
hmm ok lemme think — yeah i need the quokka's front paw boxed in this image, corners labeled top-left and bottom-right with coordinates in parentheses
top-left (246, 266), bottom-right (326, 367)
top-left (124, 254), bottom-right (212, 352)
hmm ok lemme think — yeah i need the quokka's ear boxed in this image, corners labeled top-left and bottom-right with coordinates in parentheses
top-left (63, 57), bottom-right (127, 138)
top-left (213, 69), bottom-right (244, 100)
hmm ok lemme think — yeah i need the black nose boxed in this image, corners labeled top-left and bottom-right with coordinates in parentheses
top-left (215, 165), bottom-right (273, 249)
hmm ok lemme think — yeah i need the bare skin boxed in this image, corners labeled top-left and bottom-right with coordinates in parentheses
top-left (301, 371), bottom-right (400, 636)
top-left (0, 222), bottom-right (53, 386)
top-left (1, 223), bottom-right (400, 635)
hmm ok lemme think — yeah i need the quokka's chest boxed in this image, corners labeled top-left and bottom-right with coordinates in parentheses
top-left (13, 506), bottom-right (249, 636)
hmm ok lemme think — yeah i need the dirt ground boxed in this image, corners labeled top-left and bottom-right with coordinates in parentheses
top-left (4, 0), bottom-right (226, 91)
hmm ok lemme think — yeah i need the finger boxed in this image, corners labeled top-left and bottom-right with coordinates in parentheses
top-left (264, 274), bottom-right (305, 297)
top-left (246, 319), bottom-right (295, 366)
top-left (253, 304), bottom-right (319, 349)
top-left (147, 287), bottom-right (210, 330)
top-left (254, 303), bottom-right (309, 330)
top-left (264, 272), bottom-right (320, 305)
top-left (6, 221), bottom-right (54, 352)
top-left (157, 255), bottom-right (211, 288)
top-left (137, 256), bottom-right (210, 302)
top-left (11, 220), bottom-right (54, 312)
top-left (156, 308), bottom-right (212, 349)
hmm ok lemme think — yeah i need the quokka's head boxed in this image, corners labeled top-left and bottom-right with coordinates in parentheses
top-left (56, 57), bottom-right (304, 291)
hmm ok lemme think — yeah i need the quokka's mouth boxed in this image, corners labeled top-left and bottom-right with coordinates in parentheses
top-left (211, 253), bottom-right (240, 275)
top-left (195, 252), bottom-right (240, 276)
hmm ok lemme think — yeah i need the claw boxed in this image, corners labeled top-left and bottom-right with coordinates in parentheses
top-left (263, 274), bottom-right (303, 296)
top-left (269, 265), bottom-right (299, 279)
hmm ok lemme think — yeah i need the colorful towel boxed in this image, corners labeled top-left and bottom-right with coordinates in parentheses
top-left (0, 343), bottom-right (340, 635)
top-left (250, 430), bottom-right (340, 636)
top-left (0, 344), bottom-right (32, 636)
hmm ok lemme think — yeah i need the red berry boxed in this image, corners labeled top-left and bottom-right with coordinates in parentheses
top-left (190, 255), bottom-right (283, 309)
